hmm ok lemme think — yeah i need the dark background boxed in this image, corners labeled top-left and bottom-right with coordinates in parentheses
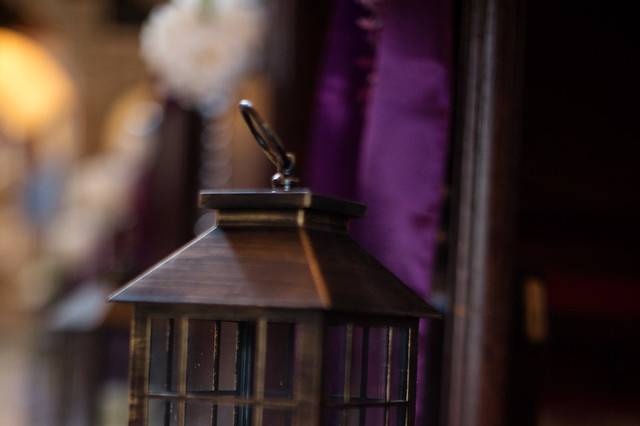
top-left (512, 1), bottom-right (640, 424)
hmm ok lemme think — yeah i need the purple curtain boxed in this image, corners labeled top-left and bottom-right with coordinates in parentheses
top-left (307, 0), bottom-right (452, 423)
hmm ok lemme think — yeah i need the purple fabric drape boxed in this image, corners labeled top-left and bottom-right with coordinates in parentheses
top-left (307, 0), bottom-right (378, 200)
top-left (307, 0), bottom-right (452, 423)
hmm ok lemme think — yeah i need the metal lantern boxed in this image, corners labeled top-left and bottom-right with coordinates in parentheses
top-left (109, 101), bottom-right (441, 426)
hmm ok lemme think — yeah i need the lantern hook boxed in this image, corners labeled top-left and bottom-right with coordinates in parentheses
top-left (239, 99), bottom-right (299, 191)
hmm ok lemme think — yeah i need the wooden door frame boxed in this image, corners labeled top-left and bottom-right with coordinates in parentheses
top-left (443, 0), bottom-right (525, 425)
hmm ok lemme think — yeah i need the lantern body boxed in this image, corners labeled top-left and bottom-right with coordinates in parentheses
top-left (110, 190), bottom-right (439, 426)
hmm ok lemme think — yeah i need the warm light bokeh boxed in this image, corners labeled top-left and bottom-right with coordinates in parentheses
top-left (0, 28), bottom-right (74, 141)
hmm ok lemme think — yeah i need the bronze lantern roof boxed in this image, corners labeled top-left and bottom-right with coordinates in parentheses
top-left (109, 189), bottom-right (440, 318)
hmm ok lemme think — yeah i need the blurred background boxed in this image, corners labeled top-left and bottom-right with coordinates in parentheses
top-left (0, 0), bottom-right (639, 426)
top-left (0, 1), bottom-right (306, 424)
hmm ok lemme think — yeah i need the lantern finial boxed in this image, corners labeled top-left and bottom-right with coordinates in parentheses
top-left (239, 99), bottom-right (299, 191)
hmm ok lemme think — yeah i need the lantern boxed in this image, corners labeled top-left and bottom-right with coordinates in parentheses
top-left (109, 101), bottom-right (441, 426)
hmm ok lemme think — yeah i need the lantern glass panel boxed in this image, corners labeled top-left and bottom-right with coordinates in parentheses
top-left (186, 320), bottom-right (255, 395)
top-left (149, 318), bottom-right (180, 393)
top-left (264, 322), bottom-right (295, 398)
top-left (325, 408), bottom-right (361, 426)
top-left (326, 324), bottom-right (408, 402)
top-left (185, 402), bottom-right (251, 426)
top-left (364, 327), bottom-right (388, 401)
top-left (185, 400), bottom-right (212, 424)
top-left (325, 325), bottom-right (347, 401)
top-left (219, 321), bottom-right (240, 391)
top-left (388, 406), bottom-right (408, 426)
top-left (148, 398), bottom-right (178, 426)
top-left (325, 407), bottom-right (395, 426)
top-left (389, 327), bottom-right (410, 401)
top-left (350, 326), bottom-right (364, 399)
top-left (324, 319), bottom-right (414, 426)
top-left (364, 407), bottom-right (385, 425)
top-left (262, 408), bottom-right (293, 425)
top-left (186, 319), bottom-right (215, 392)
top-left (216, 405), bottom-right (237, 426)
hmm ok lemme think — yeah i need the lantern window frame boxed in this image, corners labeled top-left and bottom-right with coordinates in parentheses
top-left (323, 315), bottom-right (419, 426)
top-left (128, 305), bottom-right (418, 426)
top-left (129, 304), bottom-right (325, 426)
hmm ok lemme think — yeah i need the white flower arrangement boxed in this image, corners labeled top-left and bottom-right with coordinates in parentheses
top-left (140, 0), bottom-right (265, 108)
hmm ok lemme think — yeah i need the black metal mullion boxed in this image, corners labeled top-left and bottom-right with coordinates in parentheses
top-left (233, 323), bottom-right (240, 393)
top-left (163, 400), bottom-right (171, 426)
top-left (165, 319), bottom-right (176, 426)
top-left (359, 327), bottom-right (370, 426)
top-left (395, 327), bottom-right (410, 426)
top-left (401, 329), bottom-right (409, 402)
top-left (214, 321), bottom-right (221, 392)
top-left (166, 320), bottom-right (176, 390)
top-left (237, 322), bottom-right (255, 426)
top-left (341, 324), bottom-right (353, 426)
top-left (384, 327), bottom-right (393, 426)
top-left (210, 321), bottom-right (221, 426)
top-left (211, 404), bottom-right (218, 426)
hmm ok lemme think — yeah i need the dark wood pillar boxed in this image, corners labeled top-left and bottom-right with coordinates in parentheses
top-left (443, 0), bottom-right (524, 425)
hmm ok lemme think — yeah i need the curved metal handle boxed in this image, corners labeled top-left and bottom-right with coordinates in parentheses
top-left (239, 99), bottom-right (298, 190)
